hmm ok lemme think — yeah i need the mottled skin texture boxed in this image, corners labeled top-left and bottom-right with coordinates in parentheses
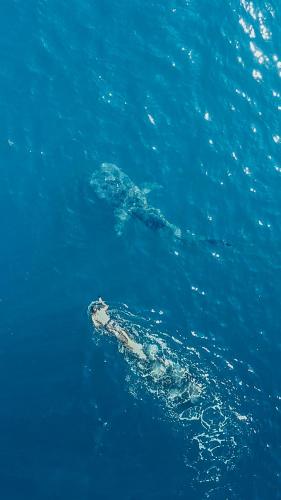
top-left (90, 163), bottom-right (178, 236)
top-left (90, 163), bottom-right (230, 246)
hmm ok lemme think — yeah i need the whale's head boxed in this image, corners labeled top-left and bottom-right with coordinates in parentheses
top-left (90, 163), bottom-right (132, 206)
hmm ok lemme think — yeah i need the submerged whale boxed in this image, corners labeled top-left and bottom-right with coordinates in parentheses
top-left (90, 163), bottom-right (230, 246)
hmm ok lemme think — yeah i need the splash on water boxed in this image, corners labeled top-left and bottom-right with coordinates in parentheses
top-left (91, 303), bottom-right (254, 486)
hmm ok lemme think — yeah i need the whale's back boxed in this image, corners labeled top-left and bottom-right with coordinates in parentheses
top-left (90, 163), bottom-right (133, 206)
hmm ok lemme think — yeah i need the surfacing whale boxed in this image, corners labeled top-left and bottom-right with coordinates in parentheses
top-left (90, 163), bottom-right (230, 247)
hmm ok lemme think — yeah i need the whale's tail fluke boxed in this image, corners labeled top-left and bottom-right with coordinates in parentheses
top-left (204, 238), bottom-right (232, 247)
top-left (174, 229), bottom-right (232, 249)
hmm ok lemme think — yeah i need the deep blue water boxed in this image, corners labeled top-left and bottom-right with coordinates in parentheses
top-left (1, 1), bottom-right (281, 498)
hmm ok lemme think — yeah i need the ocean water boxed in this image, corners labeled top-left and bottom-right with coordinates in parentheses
top-left (1, 0), bottom-right (281, 498)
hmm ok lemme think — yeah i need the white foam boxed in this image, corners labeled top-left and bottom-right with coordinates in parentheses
top-left (106, 305), bottom-right (253, 485)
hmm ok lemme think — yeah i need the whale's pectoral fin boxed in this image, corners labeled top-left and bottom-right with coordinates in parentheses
top-left (114, 208), bottom-right (130, 236)
top-left (141, 182), bottom-right (163, 196)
